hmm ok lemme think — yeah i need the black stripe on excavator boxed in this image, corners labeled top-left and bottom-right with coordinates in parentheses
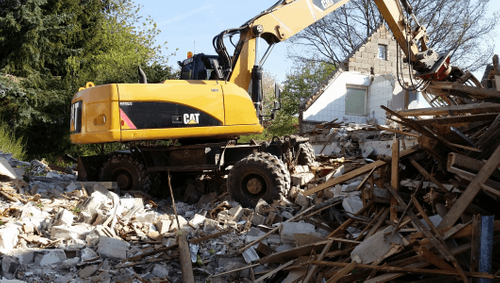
top-left (119, 101), bottom-right (222, 129)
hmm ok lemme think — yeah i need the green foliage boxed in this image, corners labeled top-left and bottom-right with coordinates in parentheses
top-left (0, 1), bottom-right (177, 159)
top-left (0, 119), bottom-right (26, 161)
top-left (239, 62), bottom-right (334, 142)
top-left (267, 61), bottom-right (335, 136)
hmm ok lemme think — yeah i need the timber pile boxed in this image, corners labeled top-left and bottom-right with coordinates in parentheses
top-left (1, 95), bottom-right (500, 281)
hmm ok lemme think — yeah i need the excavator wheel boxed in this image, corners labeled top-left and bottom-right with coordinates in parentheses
top-left (297, 142), bottom-right (316, 167)
top-left (99, 154), bottom-right (152, 192)
top-left (227, 152), bottom-right (290, 208)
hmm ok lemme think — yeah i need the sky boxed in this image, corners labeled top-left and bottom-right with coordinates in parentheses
top-left (137, 0), bottom-right (500, 83)
top-left (137, 0), bottom-right (295, 82)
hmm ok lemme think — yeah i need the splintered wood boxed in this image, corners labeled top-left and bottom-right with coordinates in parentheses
top-left (285, 78), bottom-right (500, 282)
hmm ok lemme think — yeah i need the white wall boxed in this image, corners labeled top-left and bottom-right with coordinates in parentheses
top-left (303, 72), bottom-right (372, 125)
top-left (303, 72), bottom-right (402, 125)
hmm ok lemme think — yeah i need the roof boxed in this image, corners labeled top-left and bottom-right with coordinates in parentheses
top-left (299, 24), bottom-right (386, 112)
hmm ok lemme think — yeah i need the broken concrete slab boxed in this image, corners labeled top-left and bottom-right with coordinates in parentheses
top-left (97, 236), bottom-right (130, 260)
top-left (351, 226), bottom-right (406, 264)
top-left (342, 195), bottom-right (364, 214)
top-left (52, 209), bottom-right (74, 227)
top-left (152, 263), bottom-right (171, 278)
top-left (280, 222), bottom-right (315, 245)
top-left (189, 214), bottom-right (206, 229)
top-left (291, 172), bottom-right (315, 186)
top-left (157, 219), bottom-right (172, 234)
top-left (0, 226), bottom-right (19, 251)
top-left (40, 249), bottom-right (67, 266)
top-left (0, 157), bottom-right (19, 179)
top-left (228, 205), bottom-right (244, 222)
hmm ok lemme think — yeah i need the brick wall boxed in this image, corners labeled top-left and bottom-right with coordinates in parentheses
top-left (345, 25), bottom-right (402, 76)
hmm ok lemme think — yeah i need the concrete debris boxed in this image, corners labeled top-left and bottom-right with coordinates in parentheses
top-left (2, 96), bottom-right (500, 283)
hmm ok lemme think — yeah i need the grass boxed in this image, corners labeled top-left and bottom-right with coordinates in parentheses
top-left (0, 120), bottom-right (26, 161)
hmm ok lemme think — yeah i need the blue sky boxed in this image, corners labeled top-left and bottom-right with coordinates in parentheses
top-left (138, 0), bottom-right (499, 83)
top-left (137, 0), bottom-right (293, 82)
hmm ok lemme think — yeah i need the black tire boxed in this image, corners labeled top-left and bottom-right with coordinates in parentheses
top-left (297, 142), bottom-right (316, 167)
top-left (99, 154), bottom-right (152, 191)
top-left (227, 152), bottom-right (290, 208)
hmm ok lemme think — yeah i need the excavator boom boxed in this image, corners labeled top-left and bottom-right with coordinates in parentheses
top-left (220, 0), bottom-right (451, 95)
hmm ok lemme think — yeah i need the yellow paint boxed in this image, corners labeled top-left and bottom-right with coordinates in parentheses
top-left (70, 80), bottom-right (262, 144)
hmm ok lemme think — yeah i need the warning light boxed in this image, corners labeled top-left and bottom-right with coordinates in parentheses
top-left (187, 52), bottom-right (193, 58)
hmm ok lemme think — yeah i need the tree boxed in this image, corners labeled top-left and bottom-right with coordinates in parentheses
top-left (267, 61), bottom-right (335, 136)
top-left (288, 0), bottom-right (498, 72)
top-left (0, 0), bottom-right (177, 159)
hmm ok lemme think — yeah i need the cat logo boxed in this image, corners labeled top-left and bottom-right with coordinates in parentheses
top-left (183, 113), bottom-right (200, 125)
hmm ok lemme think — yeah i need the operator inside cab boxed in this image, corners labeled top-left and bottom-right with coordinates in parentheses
top-left (179, 52), bottom-right (224, 80)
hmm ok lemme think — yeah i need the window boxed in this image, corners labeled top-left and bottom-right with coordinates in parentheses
top-left (378, 45), bottom-right (387, 60)
top-left (345, 87), bottom-right (367, 116)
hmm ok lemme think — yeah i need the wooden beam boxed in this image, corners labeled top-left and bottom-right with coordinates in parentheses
top-left (302, 240), bottom-right (334, 283)
top-left (304, 146), bottom-right (420, 197)
top-left (413, 246), bottom-right (454, 271)
top-left (356, 167), bottom-right (376, 191)
top-left (255, 260), bottom-right (295, 283)
top-left (415, 113), bottom-right (498, 127)
top-left (304, 160), bottom-right (386, 197)
top-left (438, 145), bottom-right (500, 229)
top-left (391, 137), bottom-right (400, 222)
top-left (365, 207), bottom-right (390, 240)
top-left (397, 103), bottom-right (500, 117)
top-left (375, 125), bottom-right (420, 138)
top-left (411, 195), bottom-right (469, 283)
top-left (325, 261), bottom-right (358, 283)
top-left (327, 200), bottom-right (374, 238)
top-left (429, 82), bottom-right (500, 100)
top-left (309, 261), bottom-right (499, 280)
top-left (409, 158), bottom-right (450, 194)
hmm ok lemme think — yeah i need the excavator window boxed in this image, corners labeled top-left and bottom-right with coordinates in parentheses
top-left (179, 53), bottom-right (222, 80)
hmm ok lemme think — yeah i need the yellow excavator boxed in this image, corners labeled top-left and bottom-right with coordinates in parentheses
top-left (70, 0), bottom-right (461, 207)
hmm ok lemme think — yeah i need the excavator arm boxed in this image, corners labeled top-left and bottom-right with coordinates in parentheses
top-left (217, 0), bottom-right (452, 98)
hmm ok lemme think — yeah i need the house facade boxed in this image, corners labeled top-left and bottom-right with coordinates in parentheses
top-left (299, 25), bottom-right (430, 133)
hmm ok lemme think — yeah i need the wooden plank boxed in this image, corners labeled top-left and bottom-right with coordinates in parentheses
top-left (410, 158), bottom-right (450, 194)
top-left (480, 183), bottom-right (500, 198)
top-left (255, 260), bottom-right (295, 283)
top-left (304, 146), bottom-right (420, 198)
top-left (397, 103), bottom-right (500, 117)
top-left (356, 207), bottom-right (388, 241)
top-left (302, 240), bottom-right (334, 283)
top-left (448, 152), bottom-right (500, 180)
top-left (438, 145), bottom-right (500, 229)
top-left (327, 200), bottom-right (374, 238)
top-left (470, 215), bottom-right (480, 275)
top-left (452, 220), bottom-right (500, 239)
top-left (309, 261), bottom-right (499, 279)
top-left (364, 207), bottom-right (390, 239)
top-left (415, 113), bottom-right (498, 127)
top-left (304, 160), bottom-right (387, 197)
top-left (386, 185), bottom-right (452, 261)
top-left (391, 137), bottom-right (400, 222)
top-left (325, 261), bottom-right (358, 283)
top-left (178, 232), bottom-right (195, 283)
top-left (375, 125), bottom-right (420, 137)
top-left (356, 167), bottom-right (376, 191)
top-left (414, 246), bottom-right (454, 271)
top-left (411, 195), bottom-right (469, 283)
top-left (212, 263), bottom-right (261, 278)
top-left (428, 82), bottom-right (500, 100)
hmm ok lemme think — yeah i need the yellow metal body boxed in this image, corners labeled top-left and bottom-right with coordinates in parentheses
top-left (71, 0), bottom-right (435, 145)
top-left (70, 80), bottom-right (263, 144)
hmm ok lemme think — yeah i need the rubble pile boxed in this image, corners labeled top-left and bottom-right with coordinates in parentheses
top-left (1, 92), bottom-right (500, 282)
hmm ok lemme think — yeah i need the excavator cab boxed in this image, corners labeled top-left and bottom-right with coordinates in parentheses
top-left (179, 53), bottom-right (224, 80)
